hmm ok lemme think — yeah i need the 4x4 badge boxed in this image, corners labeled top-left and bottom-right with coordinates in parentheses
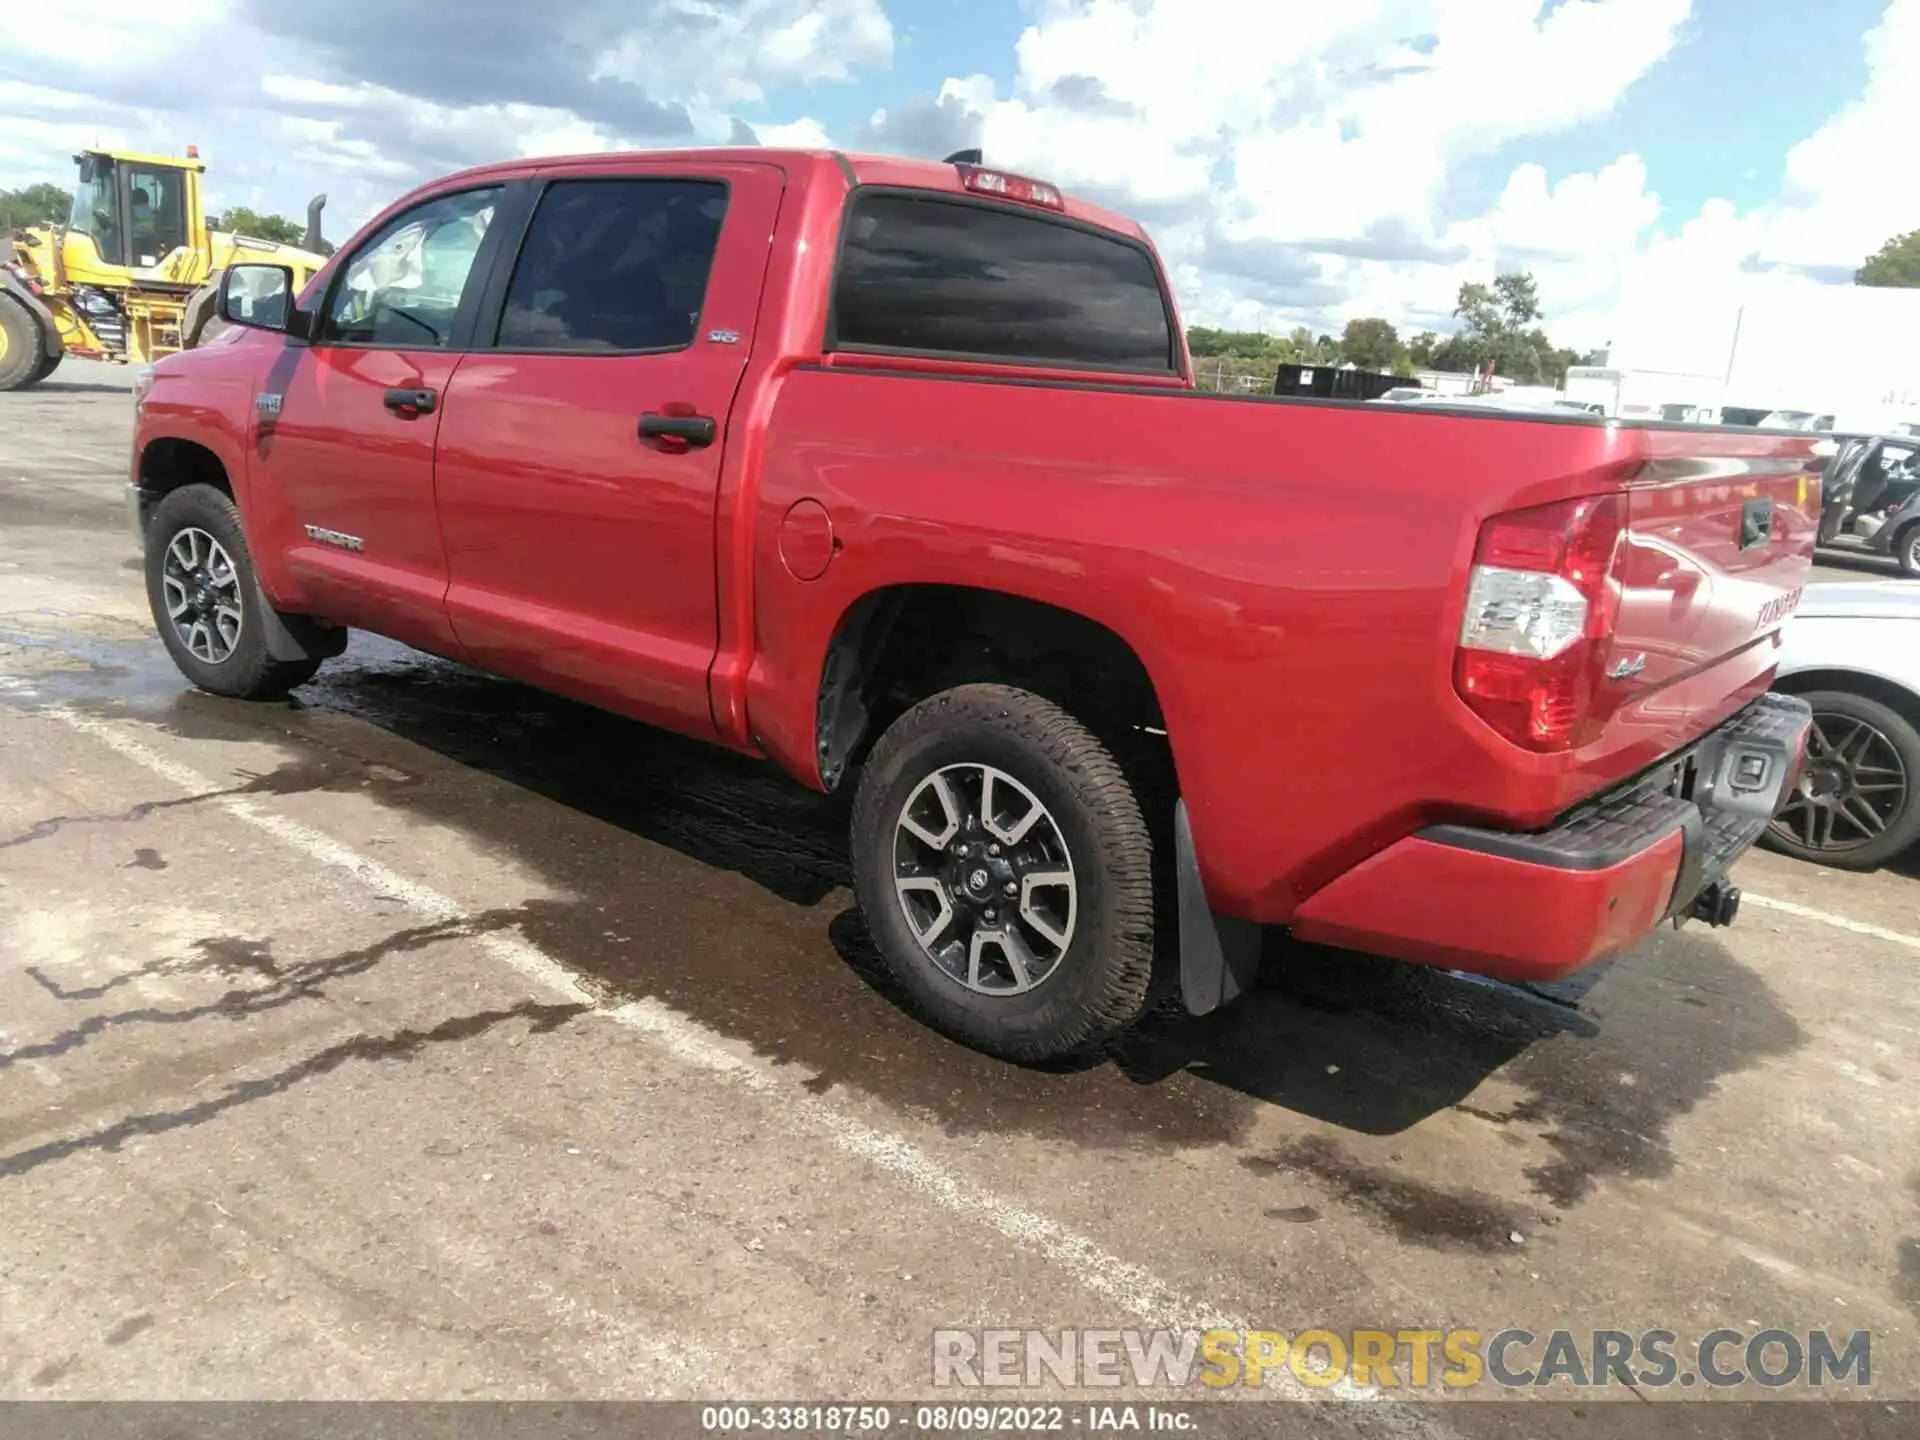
top-left (1608, 652), bottom-right (1647, 681)
top-left (256, 393), bottom-right (283, 415)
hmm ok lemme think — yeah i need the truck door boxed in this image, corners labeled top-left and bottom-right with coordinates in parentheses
top-left (246, 183), bottom-right (510, 657)
top-left (431, 162), bottom-right (783, 739)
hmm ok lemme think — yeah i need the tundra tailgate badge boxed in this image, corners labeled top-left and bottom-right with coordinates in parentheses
top-left (1756, 586), bottom-right (1803, 630)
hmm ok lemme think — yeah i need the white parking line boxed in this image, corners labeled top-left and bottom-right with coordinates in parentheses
top-left (1741, 892), bottom-right (1920, 953)
top-left (35, 702), bottom-right (1435, 1425)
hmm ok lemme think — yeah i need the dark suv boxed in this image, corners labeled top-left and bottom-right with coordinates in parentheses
top-left (1818, 434), bottom-right (1920, 577)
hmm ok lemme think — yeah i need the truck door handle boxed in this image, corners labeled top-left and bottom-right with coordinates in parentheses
top-left (384, 387), bottom-right (437, 418)
top-left (639, 412), bottom-right (716, 448)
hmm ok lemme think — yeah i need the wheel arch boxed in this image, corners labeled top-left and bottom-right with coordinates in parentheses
top-left (134, 435), bottom-right (235, 539)
top-left (1771, 668), bottom-right (1920, 733)
top-left (812, 582), bottom-right (1170, 794)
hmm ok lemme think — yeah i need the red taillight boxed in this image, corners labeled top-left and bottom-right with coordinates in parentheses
top-left (1454, 493), bottom-right (1629, 753)
top-left (959, 165), bottom-right (1065, 209)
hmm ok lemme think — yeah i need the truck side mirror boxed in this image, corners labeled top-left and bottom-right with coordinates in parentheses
top-left (217, 263), bottom-right (304, 336)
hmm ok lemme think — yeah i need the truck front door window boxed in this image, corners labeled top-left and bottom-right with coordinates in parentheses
top-left (323, 187), bottom-right (501, 348)
top-left (495, 178), bottom-right (729, 352)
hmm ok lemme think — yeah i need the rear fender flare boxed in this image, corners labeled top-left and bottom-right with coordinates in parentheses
top-left (0, 269), bottom-right (64, 361)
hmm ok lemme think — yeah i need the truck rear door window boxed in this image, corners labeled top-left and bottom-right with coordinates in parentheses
top-left (495, 178), bottom-right (729, 353)
top-left (830, 192), bottom-right (1175, 372)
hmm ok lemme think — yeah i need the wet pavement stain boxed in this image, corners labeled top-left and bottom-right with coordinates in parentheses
top-left (1, 761), bottom-right (333, 850)
top-left (1263, 1205), bottom-right (1320, 1223)
top-left (0, 997), bottom-right (587, 1181)
top-left (7, 921), bottom-right (503, 1072)
top-left (102, 1314), bottom-right (154, 1346)
top-left (7, 629), bottom-right (1810, 1178)
top-left (126, 847), bottom-right (167, 870)
top-left (1497, 937), bottom-right (1806, 1209)
top-left (1242, 1135), bottom-right (1536, 1253)
top-left (1898, 1238), bottom-right (1920, 1320)
top-left (27, 1355), bottom-right (77, 1388)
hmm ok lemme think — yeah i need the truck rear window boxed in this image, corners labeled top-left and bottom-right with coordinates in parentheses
top-left (829, 192), bottom-right (1175, 372)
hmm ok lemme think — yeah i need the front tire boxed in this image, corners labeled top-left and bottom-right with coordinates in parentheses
top-left (1764, 688), bottom-right (1920, 869)
top-left (144, 483), bottom-right (325, 699)
top-left (850, 683), bottom-right (1156, 1064)
top-left (0, 298), bottom-right (43, 392)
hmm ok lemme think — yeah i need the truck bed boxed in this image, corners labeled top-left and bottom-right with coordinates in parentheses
top-left (746, 364), bottom-right (1821, 922)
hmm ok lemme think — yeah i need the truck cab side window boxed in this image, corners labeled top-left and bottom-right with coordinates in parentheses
top-left (495, 178), bottom-right (729, 353)
top-left (321, 187), bottom-right (502, 348)
top-left (830, 192), bottom-right (1176, 372)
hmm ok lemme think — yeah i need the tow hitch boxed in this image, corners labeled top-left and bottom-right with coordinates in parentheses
top-left (1685, 880), bottom-right (1742, 928)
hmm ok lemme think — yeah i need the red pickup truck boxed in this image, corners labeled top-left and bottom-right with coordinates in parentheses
top-left (129, 146), bottom-right (1818, 1063)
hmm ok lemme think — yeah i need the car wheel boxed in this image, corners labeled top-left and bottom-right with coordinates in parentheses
top-left (849, 683), bottom-right (1156, 1064)
top-left (144, 483), bottom-right (326, 699)
top-left (1764, 688), bottom-right (1920, 869)
top-left (1898, 522), bottom-right (1920, 578)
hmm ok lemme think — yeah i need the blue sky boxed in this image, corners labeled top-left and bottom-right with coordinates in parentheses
top-left (1480, 0), bottom-right (1884, 221)
top-left (2, 0), bottom-right (1913, 349)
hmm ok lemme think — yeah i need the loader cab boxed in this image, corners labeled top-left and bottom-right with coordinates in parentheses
top-left (66, 150), bottom-right (205, 275)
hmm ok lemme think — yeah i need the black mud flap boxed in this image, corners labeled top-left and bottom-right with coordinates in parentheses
top-left (1176, 800), bottom-right (1263, 1015)
top-left (255, 577), bottom-right (348, 663)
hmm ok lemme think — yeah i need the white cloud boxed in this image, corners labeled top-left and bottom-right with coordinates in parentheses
top-left (0, 0), bottom-right (887, 235)
top-left (589, 0), bottom-right (893, 108)
top-left (5, 0), bottom-right (1919, 371)
top-left (869, 0), bottom-right (1698, 341)
top-left (751, 117), bottom-right (834, 149)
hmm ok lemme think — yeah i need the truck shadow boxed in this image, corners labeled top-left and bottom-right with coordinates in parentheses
top-left (121, 638), bottom-right (1807, 1206)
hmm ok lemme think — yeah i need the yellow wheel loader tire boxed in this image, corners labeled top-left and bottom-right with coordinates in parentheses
top-left (0, 299), bottom-right (45, 391)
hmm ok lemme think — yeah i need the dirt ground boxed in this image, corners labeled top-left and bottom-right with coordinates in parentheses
top-left (1, 363), bottom-right (1915, 1432)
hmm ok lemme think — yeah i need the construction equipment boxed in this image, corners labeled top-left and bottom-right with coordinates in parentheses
top-left (0, 146), bottom-right (330, 391)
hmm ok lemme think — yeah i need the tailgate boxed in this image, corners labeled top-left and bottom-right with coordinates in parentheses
top-left (1608, 432), bottom-right (1819, 704)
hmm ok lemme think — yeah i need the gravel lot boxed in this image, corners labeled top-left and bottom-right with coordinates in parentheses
top-left (1, 363), bottom-right (1915, 1430)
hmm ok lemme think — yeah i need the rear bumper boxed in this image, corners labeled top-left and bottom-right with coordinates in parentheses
top-left (1289, 692), bottom-right (1814, 982)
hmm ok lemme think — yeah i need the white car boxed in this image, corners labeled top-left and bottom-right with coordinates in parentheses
top-left (1764, 580), bottom-right (1920, 868)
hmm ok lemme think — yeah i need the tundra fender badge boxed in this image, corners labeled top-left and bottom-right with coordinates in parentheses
top-left (303, 524), bottom-right (363, 552)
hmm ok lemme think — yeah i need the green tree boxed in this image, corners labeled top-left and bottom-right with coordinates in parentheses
top-left (1407, 331), bottom-right (1439, 370)
top-left (0, 182), bottom-right (73, 231)
top-left (214, 205), bottom-right (309, 247)
top-left (1340, 316), bottom-right (1407, 372)
top-left (1857, 229), bottom-right (1920, 287)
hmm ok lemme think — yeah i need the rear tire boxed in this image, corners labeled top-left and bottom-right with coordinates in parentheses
top-left (0, 298), bottom-right (43, 392)
top-left (850, 683), bottom-right (1156, 1064)
top-left (144, 483), bottom-right (326, 699)
top-left (1763, 688), bottom-right (1920, 869)
top-left (1897, 522), bottom-right (1920, 578)
top-left (28, 351), bottom-right (61, 385)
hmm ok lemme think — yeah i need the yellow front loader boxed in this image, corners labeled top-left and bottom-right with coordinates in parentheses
top-left (0, 147), bottom-right (331, 391)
